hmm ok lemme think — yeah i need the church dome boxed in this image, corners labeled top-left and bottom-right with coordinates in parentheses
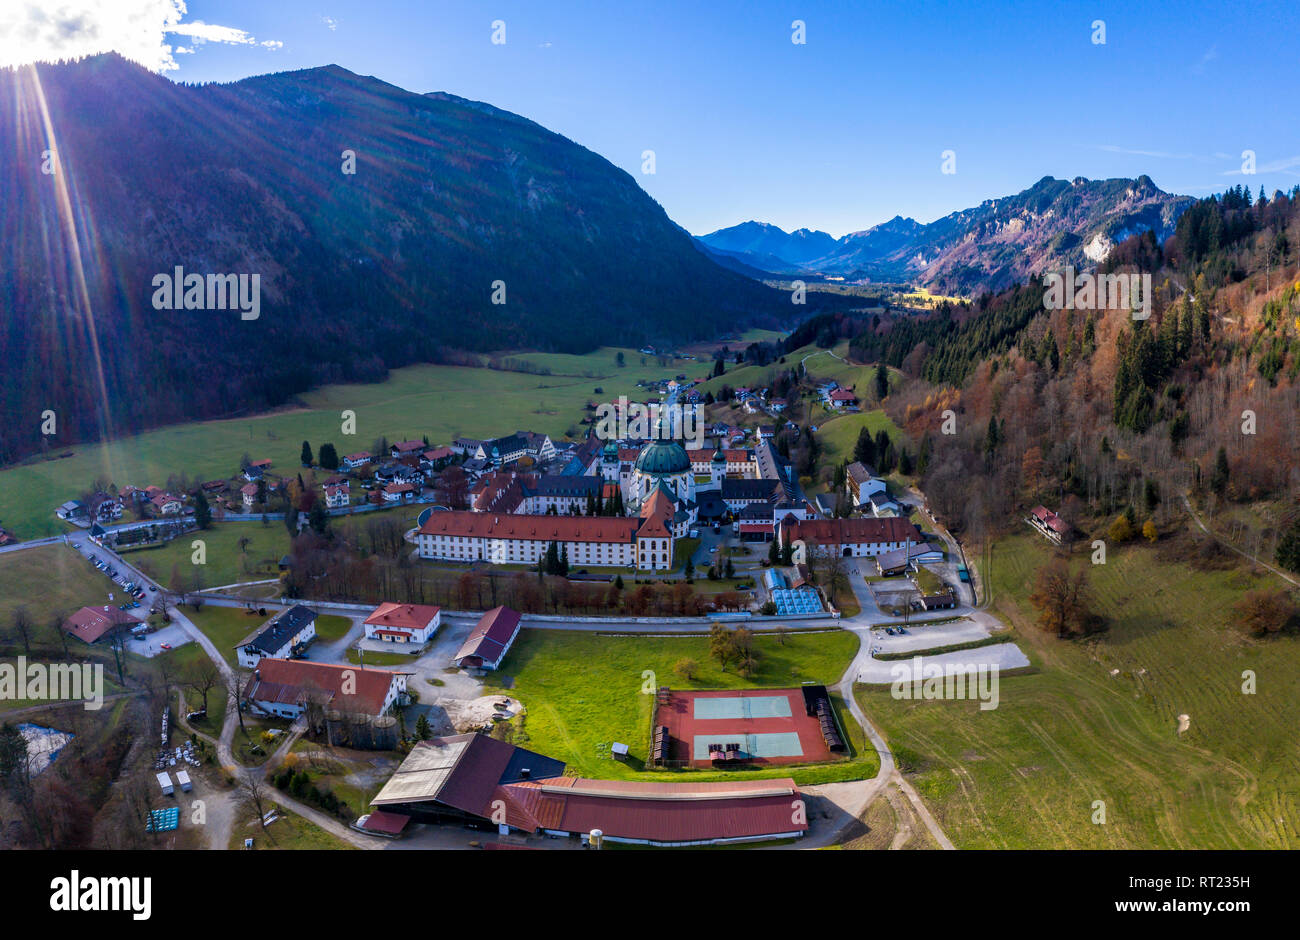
top-left (634, 440), bottom-right (691, 475)
top-left (711, 448), bottom-right (726, 463)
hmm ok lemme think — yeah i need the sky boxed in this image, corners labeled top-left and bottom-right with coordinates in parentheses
top-left (4, 0), bottom-right (1298, 237)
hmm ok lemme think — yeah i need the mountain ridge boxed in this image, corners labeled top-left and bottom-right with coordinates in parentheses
top-left (698, 175), bottom-right (1194, 294)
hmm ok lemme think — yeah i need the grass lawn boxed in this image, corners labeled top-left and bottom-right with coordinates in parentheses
top-left (183, 605), bottom-right (270, 665)
top-left (483, 627), bottom-right (876, 786)
top-left (814, 409), bottom-right (905, 466)
top-left (130, 522), bottom-right (290, 590)
top-left (0, 543), bottom-right (125, 627)
top-left (345, 648), bottom-right (417, 666)
top-left (313, 614), bottom-right (353, 643)
top-left (860, 528), bottom-right (1300, 849)
top-left (0, 346), bottom-right (712, 540)
top-left (228, 805), bottom-right (354, 850)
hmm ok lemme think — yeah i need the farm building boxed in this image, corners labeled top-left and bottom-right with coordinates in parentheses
top-left (453, 606), bottom-right (522, 671)
top-left (242, 658), bottom-right (408, 720)
top-left (63, 606), bottom-right (143, 645)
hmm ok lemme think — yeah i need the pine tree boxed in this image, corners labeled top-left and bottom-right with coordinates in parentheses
top-left (300, 441), bottom-right (313, 467)
top-left (193, 489), bottom-right (212, 529)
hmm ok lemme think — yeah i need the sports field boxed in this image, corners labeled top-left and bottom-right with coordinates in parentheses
top-left (657, 687), bottom-right (838, 767)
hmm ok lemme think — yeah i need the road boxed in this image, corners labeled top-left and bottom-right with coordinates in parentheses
top-left (13, 502), bottom-right (977, 850)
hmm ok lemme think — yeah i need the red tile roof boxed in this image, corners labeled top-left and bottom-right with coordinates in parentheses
top-left (244, 658), bottom-right (402, 716)
top-left (504, 777), bottom-right (807, 843)
top-left (782, 516), bottom-right (921, 546)
top-left (365, 602), bottom-right (440, 632)
top-left (360, 810), bottom-right (410, 834)
top-left (64, 606), bottom-right (142, 643)
top-left (454, 606), bottom-right (522, 667)
top-left (1030, 505), bottom-right (1070, 534)
top-left (420, 510), bottom-right (641, 545)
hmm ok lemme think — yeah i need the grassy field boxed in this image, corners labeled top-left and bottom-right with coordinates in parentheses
top-left (814, 409), bottom-right (905, 465)
top-left (131, 523), bottom-right (290, 590)
top-left (483, 627), bottom-right (876, 786)
top-left (184, 605), bottom-right (271, 665)
top-left (860, 528), bottom-right (1300, 849)
top-left (0, 346), bottom-right (712, 540)
top-left (0, 543), bottom-right (124, 627)
top-left (227, 805), bottom-right (354, 850)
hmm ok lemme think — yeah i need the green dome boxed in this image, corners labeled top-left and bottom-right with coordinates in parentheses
top-left (711, 448), bottom-right (726, 462)
top-left (634, 440), bottom-right (691, 475)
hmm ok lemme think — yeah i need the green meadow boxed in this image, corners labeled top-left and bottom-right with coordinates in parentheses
top-left (0, 347), bottom-right (711, 539)
top-left (483, 627), bottom-right (876, 787)
top-left (859, 530), bottom-right (1300, 849)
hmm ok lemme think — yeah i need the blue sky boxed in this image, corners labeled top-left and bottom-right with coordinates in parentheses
top-left (12, 0), bottom-right (1300, 236)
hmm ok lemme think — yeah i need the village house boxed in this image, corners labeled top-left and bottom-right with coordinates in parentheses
top-left (383, 482), bottom-right (417, 503)
top-left (323, 481), bottom-right (350, 510)
top-left (845, 461), bottom-right (887, 508)
top-left (390, 441), bottom-right (426, 460)
top-left (363, 602), bottom-right (442, 645)
top-left (150, 493), bottom-right (184, 516)
top-left (235, 604), bottom-right (318, 669)
top-left (1028, 505), bottom-right (1071, 544)
top-left (828, 388), bottom-right (858, 409)
top-left (240, 482), bottom-right (259, 510)
top-left (342, 451), bottom-right (372, 471)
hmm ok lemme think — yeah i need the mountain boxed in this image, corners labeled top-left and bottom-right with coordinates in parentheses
top-left (697, 176), bottom-right (1194, 295)
top-left (697, 221), bottom-right (839, 269)
top-left (0, 54), bottom-right (792, 464)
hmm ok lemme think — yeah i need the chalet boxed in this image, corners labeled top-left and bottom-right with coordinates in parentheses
top-left (240, 483), bottom-right (259, 510)
top-left (150, 494), bottom-right (183, 516)
top-left (342, 451), bottom-right (373, 471)
top-left (389, 441), bottom-right (424, 458)
top-left (88, 493), bottom-right (123, 523)
top-left (420, 446), bottom-right (455, 471)
top-left (845, 462), bottom-right (886, 507)
top-left (1028, 505), bottom-right (1070, 544)
top-left (780, 516), bottom-right (923, 563)
top-left (363, 603), bottom-right (442, 645)
top-left (243, 658), bottom-right (407, 720)
top-left (235, 604), bottom-right (318, 669)
top-left (453, 606), bottom-right (522, 670)
top-left (63, 606), bottom-right (142, 644)
top-left (383, 482), bottom-right (417, 503)
top-left (828, 388), bottom-right (857, 409)
top-left (324, 482), bottom-right (350, 510)
top-left (758, 425), bottom-right (776, 441)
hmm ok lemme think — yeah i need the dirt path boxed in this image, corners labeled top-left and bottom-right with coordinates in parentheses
top-left (1182, 494), bottom-right (1299, 589)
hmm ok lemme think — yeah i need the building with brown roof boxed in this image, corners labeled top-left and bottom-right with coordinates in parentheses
top-left (780, 516), bottom-right (923, 563)
top-left (370, 733), bottom-right (807, 846)
top-left (453, 606), bottom-right (522, 670)
top-left (242, 658), bottom-right (408, 720)
top-left (63, 606), bottom-right (143, 644)
top-left (364, 602), bottom-right (441, 645)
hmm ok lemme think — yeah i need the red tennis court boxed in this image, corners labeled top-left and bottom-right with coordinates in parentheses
top-left (652, 687), bottom-right (842, 768)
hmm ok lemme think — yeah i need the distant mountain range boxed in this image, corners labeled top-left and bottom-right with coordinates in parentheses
top-left (0, 54), bottom-right (797, 463)
top-left (698, 176), bottom-right (1194, 295)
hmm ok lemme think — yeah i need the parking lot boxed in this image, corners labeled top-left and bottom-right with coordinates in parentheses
top-left (125, 622), bottom-right (193, 658)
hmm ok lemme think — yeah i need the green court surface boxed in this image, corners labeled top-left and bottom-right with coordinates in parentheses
top-left (693, 694), bottom-right (793, 720)
top-left (692, 732), bottom-right (804, 760)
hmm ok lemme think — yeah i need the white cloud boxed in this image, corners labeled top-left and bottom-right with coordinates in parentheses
top-left (261, 40), bottom-right (284, 50)
top-left (322, 17), bottom-right (338, 31)
top-left (0, 0), bottom-right (281, 72)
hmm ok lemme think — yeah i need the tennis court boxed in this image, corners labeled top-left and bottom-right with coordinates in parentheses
top-left (693, 694), bottom-right (792, 720)
top-left (653, 687), bottom-right (839, 768)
